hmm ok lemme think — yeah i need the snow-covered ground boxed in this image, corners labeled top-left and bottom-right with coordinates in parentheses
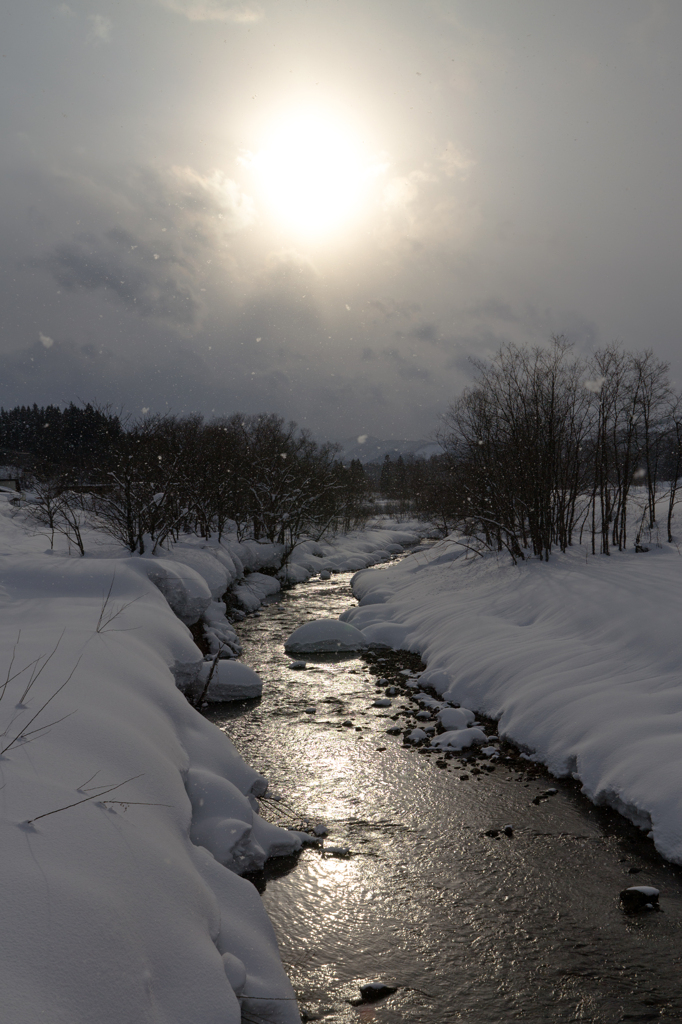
top-left (342, 527), bottom-right (682, 864)
top-left (0, 495), bottom-right (423, 1023)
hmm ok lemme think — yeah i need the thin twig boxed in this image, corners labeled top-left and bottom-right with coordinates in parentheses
top-left (1, 656), bottom-right (81, 756)
top-left (101, 800), bottom-right (171, 809)
top-left (77, 770), bottom-right (101, 792)
top-left (194, 645), bottom-right (223, 707)
top-left (16, 711), bottom-right (77, 743)
top-left (18, 631), bottom-right (65, 705)
top-left (0, 630), bottom-right (20, 705)
top-left (24, 773), bottom-right (144, 825)
top-left (95, 573), bottom-right (143, 634)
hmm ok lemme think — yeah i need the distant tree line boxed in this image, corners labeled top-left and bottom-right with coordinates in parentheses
top-left (415, 338), bottom-right (682, 560)
top-left (2, 407), bottom-right (372, 558)
top-left (10, 336), bottom-right (681, 564)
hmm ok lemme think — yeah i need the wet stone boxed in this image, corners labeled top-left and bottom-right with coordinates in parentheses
top-left (620, 886), bottom-right (660, 912)
top-left (358, 982), bottom-right (398, 1003)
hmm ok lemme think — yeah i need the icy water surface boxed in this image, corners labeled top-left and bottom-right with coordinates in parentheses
top-left (205, 564), bottom-right (682, 1024)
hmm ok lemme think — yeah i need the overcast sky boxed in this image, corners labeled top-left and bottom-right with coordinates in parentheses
top-left (3, 0), bottom-right (682, 440)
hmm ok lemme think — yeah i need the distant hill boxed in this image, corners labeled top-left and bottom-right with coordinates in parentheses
top-left (334, 435), bottom-right (442, 465)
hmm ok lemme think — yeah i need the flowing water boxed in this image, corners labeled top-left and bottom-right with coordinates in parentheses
top-left (205, 559), bottom-right (682, 1024)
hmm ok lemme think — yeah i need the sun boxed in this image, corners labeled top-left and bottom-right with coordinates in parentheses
top-left (243, 112), bottom-right (381, 238)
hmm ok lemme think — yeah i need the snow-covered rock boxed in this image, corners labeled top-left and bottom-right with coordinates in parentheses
top-left (360, 621), bottom-right (415, 650)
top-left (430, 726), bottom-right (488, 751)
top-left (406, 728), bottom-right (428, 743)
top-left (199, 660), bottom-right (264, 702)
top-left (284, 618), bottom-right (368, 653)
top-left (278, 562), bottom-right (311, 585)
top-left (437, 706), bottom-right (476, 731)
top-left (232, 572), bottom-right (280, 612)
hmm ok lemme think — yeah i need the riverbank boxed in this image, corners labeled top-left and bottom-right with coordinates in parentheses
top-left (213, 567), bottom-right (682, 1024)
top-left (0, 498), bottom-right (312, 1023)
top-left (342, 532), bottom-right (682, 864)
top-left (0, 496), bottom-right (426, 1022)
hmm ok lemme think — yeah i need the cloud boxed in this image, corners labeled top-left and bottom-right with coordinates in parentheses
top-left (377, 142), bottom-right (481, 253)
top-left (34, 234), bottom-right (199, 324)
top-left (366, 298), bottom-right (421, 322)
top-left (439, 143), bottom-right (476, 180)
top-left (87, 14), bottom-right (112, 42)
top-left (156, 0), bottom-right (263, 22)
top-left (380, 347), bottom-right (432, 382)
top-left (170, 166), bottom-right (256, 233)
top-left (29, 164), bottom-right (257, 325)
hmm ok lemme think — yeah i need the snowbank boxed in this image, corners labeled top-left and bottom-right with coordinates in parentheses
top-left (0, 504), bottom-right (303, 1024)
top-left (343, 534), bottom-right (682, 863)
top-left (232, 571), bottom-right (281, 612)
top-left (131, 520), bottom-right (425, 651)
top-left (281, 521), bottom-right (423, 580)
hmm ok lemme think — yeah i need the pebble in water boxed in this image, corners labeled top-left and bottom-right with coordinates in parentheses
top-left (358, 982), bottom-right (398, 1003)
top-left (620, 886), bottom-right (660, 912)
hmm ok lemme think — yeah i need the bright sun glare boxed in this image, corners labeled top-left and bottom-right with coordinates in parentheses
top-left (243, 112), bottom-right (380, 237)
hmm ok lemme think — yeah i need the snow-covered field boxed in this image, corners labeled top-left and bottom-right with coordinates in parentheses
top-left (0, 494), bottom-right (422, 1023)
top-left (342, 528), bottom-right (682, 864)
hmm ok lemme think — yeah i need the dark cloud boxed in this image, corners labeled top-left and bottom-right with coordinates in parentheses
top-left (33, 234), bottom-right (199, 324)
top-left (3, 0), bottom-right (682, 441)
top-left (366, 298), bottom-right (421, 322)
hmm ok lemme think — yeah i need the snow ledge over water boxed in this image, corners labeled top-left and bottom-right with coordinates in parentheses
top-left (344, 534), bottom-right (682, 864)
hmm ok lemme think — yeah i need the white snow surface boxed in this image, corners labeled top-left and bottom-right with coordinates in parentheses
top-left (199, 659), bottom-right (264, 702)
top-left (437, 706), bottom-right (476, 730)
top-left (0, 517), bottom-right (305, 1022)
top-left (0, 504), bottom-right (424, 1022)
top-left (232, 571), bottom-right (281, 612)
top-left (344, 533), bottom-right (682, 864)
top-left (431, 726), bottom-right (489, 751)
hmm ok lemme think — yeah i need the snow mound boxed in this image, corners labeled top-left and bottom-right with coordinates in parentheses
top-left (232, 572), bottom-right (280, 612)
top-left (202, 601), bottom-right (241, 657)
top-left (166, 548), bottom-right (231, 600)
top-left (138, 556), bottom-right (212, 624)
top-left (430, 727), bottom-right (488, 751)
top-left (406, 728), bottom-right (428, 743)
top-left (360, 621), bottom-right (415, 650)
top-left (199, 660), bottom-right (264, 702)
top-left (438, 706), bottom-right (476, 730)
top-left (0, 550), bottom-right (303, 1023)
top-left (284, 618), bottom-right (368, 653)
top-left (278, 563), bottom-right (311, 585)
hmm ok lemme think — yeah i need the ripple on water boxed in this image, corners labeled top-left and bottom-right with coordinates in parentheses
top-left (204, 571), bottom-right (682, 1024)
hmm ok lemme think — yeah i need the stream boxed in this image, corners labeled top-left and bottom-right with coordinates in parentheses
top-left (204, 556), bottom-right (682, 1024)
